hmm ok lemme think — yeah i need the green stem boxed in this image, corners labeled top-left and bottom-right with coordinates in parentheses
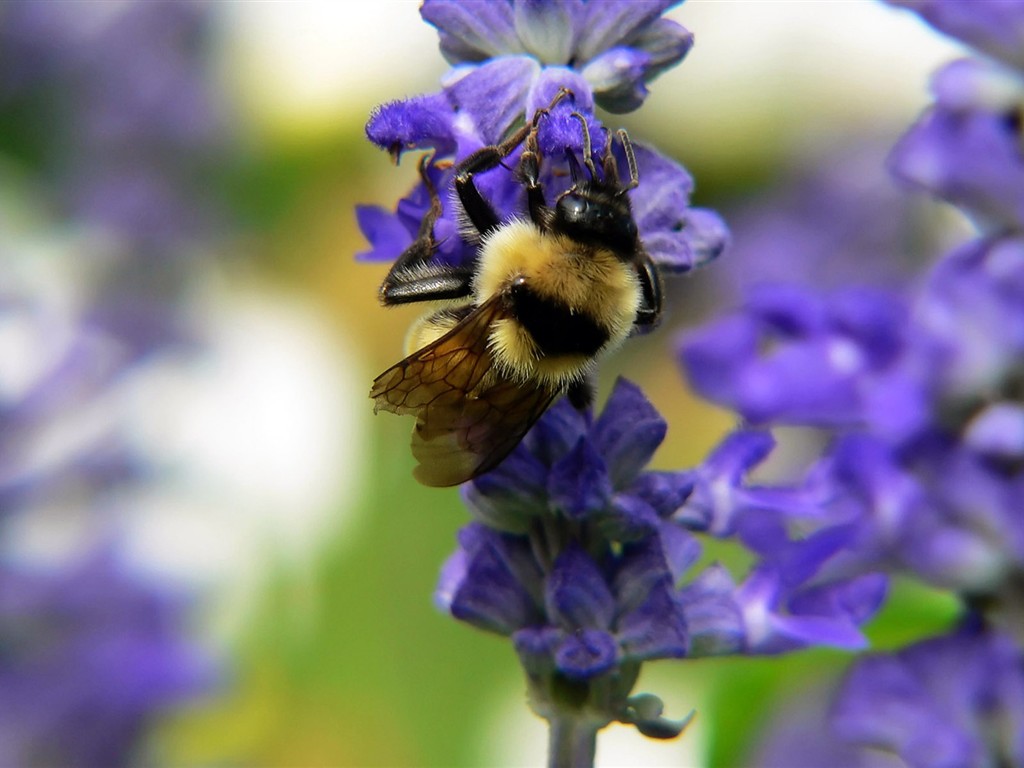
top-left (547, 715), bottom-right (599, 768)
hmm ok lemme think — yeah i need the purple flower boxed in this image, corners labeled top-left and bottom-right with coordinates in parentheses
top-left (884, 0), bottom-right (1024, 232)
top-left (1, 0), bottom-right (233, 362)
top-left (0, 0), bottom-right (227, 249)
top-left (440, 381), bottom-right (882, 674)
top-left (420, 0), bottom-right (693, 114)
top-left (713, 142), bottom-right (942, 299)
top-left (436, 380), bottom-right (706, 737)
top-left (755, 627), bottom-right (1024, 768)
top-left (438, 518), bottom-right (700, 738)
top-left (673, 429), bottom-right (816, 538)
top-left (824, 434), bottom-right (1024, 596)
top-left (0, 246), bottom-right (141, 522)
top-left (682, 233), bottom-right (1024, 599)
top-left (0, 108), bottom-right (223, 763)
top-left (886, 0), bottom-right (1024, 72)
top-left (0, 551), bottom-right (212, 768)
top-left (462, 379), bottom-right (687, 534)
top-left (358, 102), bottom-right (725, 275)
top-left (682, 232), bottom-right (1024, 441)
top-left (889, 59), bottom-right (1024, 232)
top-left (679, 283), bottom-right (909, 427)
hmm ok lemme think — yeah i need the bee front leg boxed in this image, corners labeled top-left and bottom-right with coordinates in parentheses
top-left (455, 88), bottom-right (572, 238)
top-left (517, 119), bottom-right (553, 230)
top-left (454, 124), bottom-right (534, 238)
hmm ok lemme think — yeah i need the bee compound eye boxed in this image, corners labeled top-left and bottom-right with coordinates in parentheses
top-left (558, 195), bottom-right (588, 223)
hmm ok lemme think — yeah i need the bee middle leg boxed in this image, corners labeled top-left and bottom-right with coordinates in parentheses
top-left (380, 154), bottom-right (475, 306)
top-left (634, 257), bottom-right (663, 328)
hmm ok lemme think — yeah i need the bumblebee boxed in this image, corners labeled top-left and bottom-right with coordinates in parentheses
top-left (371, 90), bottom-right (662, 487)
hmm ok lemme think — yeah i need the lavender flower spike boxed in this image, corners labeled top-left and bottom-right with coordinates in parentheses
top-left (438, 381), bottom-right (701, 743)
top-left (439, 380), bottom-right (883, 750)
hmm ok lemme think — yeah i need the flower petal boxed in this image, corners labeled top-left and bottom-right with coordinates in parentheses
top-left (591, 378), bottom-right (667, 489)
top-left (364, 93), bottom-right (456, 159)
top-left (628, 17), bottom-right (694, 78)
top-left (546, 545), bottom-right (615, 630)
top-left (555, 628), bottom-right (619, 680)
top-left (420, 0), bottom-right (520, 64)
top-left (514, 0), bottom-right (577, 64)
top-left (354, 204), bottom-right (412, 262)
top-left (548, 437), bottom-right (613, 520)
top-left (444, 56), bottom-right (540, 145)
top-left (445, 528), bottom-right (543, 635)
top-left (582, 46), bottom-right (652, 113)
top-left (575, 1), bottom-right (681, 64)
top-left (615, 581), bottom-right (687, 662)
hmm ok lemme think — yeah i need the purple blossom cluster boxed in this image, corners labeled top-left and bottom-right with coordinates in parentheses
top-left (673, 1), bottom-right (1024, 762)
top-left (0, 0), bottom-right (230, 358)
top-left (441, 383), bottom-right (885, 672)
top-left (0, 1), bottom-right (229, 762)
top-left (0, 0), bottom-right (225, 249)
top-left (356, 0), bottom-right (726, 277)
top-left (0, 553), bottom-right (212, 768)
top-left (756, 624), bottom-right (1024, 767)
top-left (359, 1), bottom-right (892, 758)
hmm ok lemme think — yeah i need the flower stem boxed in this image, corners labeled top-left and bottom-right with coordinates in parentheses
top-left (547, 715), bottom-right (599, 768)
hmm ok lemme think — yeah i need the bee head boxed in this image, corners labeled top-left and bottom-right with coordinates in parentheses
top-left (554, 185), bottom-right (638, 256)
top-left (549, 114), bottom-right (641, 257)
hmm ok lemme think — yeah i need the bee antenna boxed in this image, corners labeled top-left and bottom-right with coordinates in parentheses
top-left (570, 112), bottom-right (598, 179)
top-left (615, 129), bottom-right (639, 194)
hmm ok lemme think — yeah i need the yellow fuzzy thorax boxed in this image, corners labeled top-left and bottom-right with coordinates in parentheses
top-left (475, 219), bottom-right (640, 385)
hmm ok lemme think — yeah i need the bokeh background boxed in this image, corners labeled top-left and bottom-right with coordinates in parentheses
top-left (0, 2), bottom-right (972, 766)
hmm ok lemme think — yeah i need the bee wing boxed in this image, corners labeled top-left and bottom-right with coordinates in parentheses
top-left (371, 295), bottom-right (561, 487)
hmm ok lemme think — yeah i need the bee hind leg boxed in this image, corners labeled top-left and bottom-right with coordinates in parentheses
top-left (567, 378), bottom-right (594, 411)
top-left (380, 154), bottom-right (475, 306)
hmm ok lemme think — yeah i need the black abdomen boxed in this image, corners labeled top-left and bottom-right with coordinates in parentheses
top-left (506, 277), bottom-right (608, 357)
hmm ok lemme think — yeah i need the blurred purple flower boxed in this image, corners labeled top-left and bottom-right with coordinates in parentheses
top-left (827, 435), bottom-right (1024, 596)
top-left (0, 0), bottom-right (226, 249)
top-left (681, 232), bottom-right (1024, 442)
top-left (677, 2), bottom-right (1024, 764)
top-left (0, 246), bottom-right (140, 522)
top-left (886, 1), bottom-right (1024, 232)
top-left (887, 0), bottom-right (1024, 71)
top-left (755, 626), bottom-right (1024, 767)
top-left (680, 283), bottom-right (910, 427)
top-left (681, 230), bottom-right (1024, 599)
top-left (0, 1), bottom-right (234, 751)
top-left (889, 59), bottom-right (1024, 232)
top-left (714, 142), bottom-right (942, 300)
top-left (0, 552), bottom-right (212, 768)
